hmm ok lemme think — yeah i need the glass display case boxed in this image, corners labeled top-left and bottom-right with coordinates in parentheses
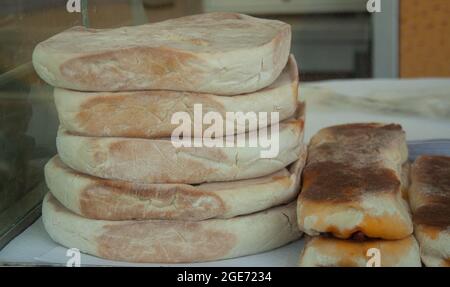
top-left (0, 0), bottom-right (206, 249)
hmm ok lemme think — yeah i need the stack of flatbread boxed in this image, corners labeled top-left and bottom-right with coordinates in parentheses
top-left (297, 123), bottom-right (422, 267)
top-left (32, 13), bottom-right (306, 263)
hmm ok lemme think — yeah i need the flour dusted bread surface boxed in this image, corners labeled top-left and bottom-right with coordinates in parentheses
top-left (298, 236), bottom-right (421, 267)
top-left (45, 146), bottom-right (306, 221)
top-left (297, 123), bottom-right (413, 240)
top-left (54, 55), bottom-right (299, 138)
top-left (56, 115), bottom-right (304, 184)
top-left (32, 12), bottom-right (291, 95)
top-left (42, 193), bottom-right (301, 263)
top-left (409, 155), bottom-right (450, 267)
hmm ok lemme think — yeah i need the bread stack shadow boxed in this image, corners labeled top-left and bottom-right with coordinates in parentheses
top-left (32, 13), bottom-right (308, 263)
top-left (297, 123), bottom-right (422, 267)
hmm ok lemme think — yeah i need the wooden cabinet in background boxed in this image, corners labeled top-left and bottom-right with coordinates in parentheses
top-left (400, 0), bottom-right (450, 77)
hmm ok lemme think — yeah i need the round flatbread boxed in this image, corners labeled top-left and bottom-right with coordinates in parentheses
top-left (45, 146), bottom-right (306, 221)
top-left (56, 116), bottom-right (304, 184)
top-left (32, 13), bottom-right (291, 95)
top-left (43, 193), bottom-right (301, 263)
top-left (54, 55), bottom-right (299, 138)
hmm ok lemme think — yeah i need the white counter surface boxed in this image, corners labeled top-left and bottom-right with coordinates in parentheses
top-left (1, 79), bottom-right (449, 266)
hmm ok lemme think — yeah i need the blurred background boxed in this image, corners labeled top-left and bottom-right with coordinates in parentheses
top-left (0, 0), bottom-right (449, 249)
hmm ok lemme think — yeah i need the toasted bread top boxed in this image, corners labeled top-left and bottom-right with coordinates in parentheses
top-left (301, 162), bottom-right (401, 202)
top-left (411, 155), bottom-right (450, 227)
top-left (301, 123), bottom-right (407, 203)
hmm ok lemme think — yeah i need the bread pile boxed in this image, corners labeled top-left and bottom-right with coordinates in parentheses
top-left (33, 13), bottom-right (306, 263)
top-left (297, 123), bottom-right (422, 267)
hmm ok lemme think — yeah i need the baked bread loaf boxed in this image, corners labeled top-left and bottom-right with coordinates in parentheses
top-left (56, 114), bottom-right (304, 184)
top-left (53, 55), bottom-right (299, 138)
top-left (32, 12), bottom-right (291, 95)
top-left (298, 236), bottom-right (421, 267)
top-left (45, 147), bottom-right (306, 221)
top-left (409, 155), bottom-right (450, 267)
top-left (297, 123), bottom-right (413, 240)
top-left (43, 193), bottom-right (301, 263)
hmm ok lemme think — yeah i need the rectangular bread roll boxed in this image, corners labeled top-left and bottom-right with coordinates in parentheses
top-left (298, 236), bottom-right (421, 267)
top-left (409, 155), bottom-right (450, 267)
top-left (297, 123), bottom-right (413, 240)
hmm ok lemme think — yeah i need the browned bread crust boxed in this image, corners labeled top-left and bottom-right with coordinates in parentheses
top-left (410, 155), bottom-right (450, 227)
